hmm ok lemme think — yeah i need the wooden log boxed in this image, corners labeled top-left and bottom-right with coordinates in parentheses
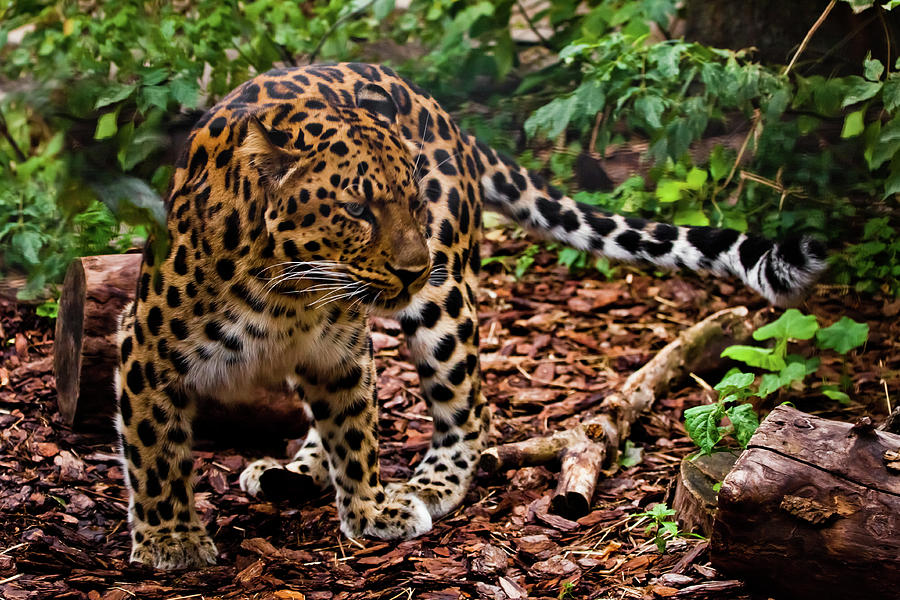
top-left (482, 306), bottom-right (763, 518)
top-left (53, 254), bottom-right (307, 443)
top-left (671, 452), bottom-right (738, 537)
top-left (710, 405), bottom-right (900, 600)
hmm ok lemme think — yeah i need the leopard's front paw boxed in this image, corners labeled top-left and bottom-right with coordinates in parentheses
top-left (345, 490), bottom-right (433, 541)
top-left (130, 527), bottom-right (218, 570)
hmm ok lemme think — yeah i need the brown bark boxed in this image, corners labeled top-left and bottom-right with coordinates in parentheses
top-left (711, 405), bottom-right (900, 600)
top-left (481, 306), bottom-right (762, 518)
top-left (53, 255), bottom-right (307, 443)
top-left (672, 451), bottom-right (738, 537)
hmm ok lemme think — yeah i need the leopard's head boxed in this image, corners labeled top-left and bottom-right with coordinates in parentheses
top-left (239, 84), bottom-right (430, 309)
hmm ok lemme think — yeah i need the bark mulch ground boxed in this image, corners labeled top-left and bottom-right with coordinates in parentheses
top-left (1, 237), bottom-right (896, 600)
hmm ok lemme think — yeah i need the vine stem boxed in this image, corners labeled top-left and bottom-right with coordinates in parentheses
top-left (516, 0), bottom-right (550, 46)
top-left (0, 111), bottom-right (27, 163)
top-left (308, 0), bottom-right (376, 64)
top-left (716, 0), bottom-right (837, 198)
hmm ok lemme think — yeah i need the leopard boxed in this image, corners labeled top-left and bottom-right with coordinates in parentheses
top-left (114, 62), bottom-right (826, 570)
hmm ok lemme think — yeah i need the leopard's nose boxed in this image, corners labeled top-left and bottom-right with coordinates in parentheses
top-left (386, 264), bottom-right (428, 289)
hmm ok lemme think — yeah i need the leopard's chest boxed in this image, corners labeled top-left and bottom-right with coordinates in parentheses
top-left (181, 300), bottom-right (365, 401)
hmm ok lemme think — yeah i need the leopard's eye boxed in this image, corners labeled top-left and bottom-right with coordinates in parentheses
top-left (344, 202), bottom-right (366, 217)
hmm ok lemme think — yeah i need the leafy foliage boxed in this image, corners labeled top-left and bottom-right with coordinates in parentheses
top-left (2, 0), bottom-right (900, 300)
top-left (684, 310), bottom-right (869, 455)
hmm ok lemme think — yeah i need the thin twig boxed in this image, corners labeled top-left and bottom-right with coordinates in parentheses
top-left (716, 0), bottom-right (837, 197)
top-left (308, 0), bottom-right (376, 64)
top-left (516, 0), bottom-right (550, 46)
top-left (0, 111), bottom-right (27, 163)
top-left (784, 0), bottom-right (838, 75)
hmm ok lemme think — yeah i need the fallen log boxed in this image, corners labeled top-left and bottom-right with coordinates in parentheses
top-left (481, 306), bottom-right (763, 518)
top-left (53, 254), bottom-right (307, 443)
top-left (710, 405), bottom-right (900, 600)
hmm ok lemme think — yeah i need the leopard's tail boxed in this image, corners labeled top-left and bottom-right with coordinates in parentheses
top-left (473, 141), bottom-right (826, 307)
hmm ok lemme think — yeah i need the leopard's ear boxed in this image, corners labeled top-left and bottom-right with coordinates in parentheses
top-left (355, 83), bottom-right (398, 124)
top-left (238, 116), bottom-right (304, 187)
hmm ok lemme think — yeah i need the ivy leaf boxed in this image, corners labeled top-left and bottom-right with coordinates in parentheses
top-left (721, 345), bottom-right (787, 371)
top-left (725, 403), bottom-right (759, 447)
top-left (684, 403), bottom-right (726, 455)
top-left (815, 316), bottom-right (869, 354)
top-left (884, 74), bottom-right (900, 113)
top-left (864, 56), bottom-right (884, 81)
top-left (841, 76), bottom-right (882, 107)
top-left (753, 309), bottom-right (820, 342)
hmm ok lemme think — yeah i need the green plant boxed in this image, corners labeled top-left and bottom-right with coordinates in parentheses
top-left (633, 502), bottom-right (700, 554)
top-left (557, 580), bottom-right (576, 600)
top-left (685, 310), bottom-right (870, 454)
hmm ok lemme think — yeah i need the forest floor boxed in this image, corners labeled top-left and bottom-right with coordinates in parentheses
top-left (1, 232), bottom-right (897, 600)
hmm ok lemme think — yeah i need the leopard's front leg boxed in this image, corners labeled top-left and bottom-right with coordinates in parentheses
top-left (116, 312), bottom-right (216, 570)
top-left (301, 331), bottom-right (432, 540)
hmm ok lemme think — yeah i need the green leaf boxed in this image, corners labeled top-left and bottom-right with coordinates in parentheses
top-left (94, 83), bottom-right (136, 109)
top-left (91, 173), bottom-right (166, 231)
top-left (725, 403), bottom-right (759, 447)
top-left (372, 0), bottom-right (395, 20)
top-left (822, 388), bottom-right (852, 404)
top-left (753, 309), bottom-right (819, 342)
top-left (36, 300), bottom-right (59, 319)
top-left (841, 0), bottom-right (876, 13)
top-left (635, 95), bottom-right (665, 129)
top-left (884, 74), bottom-right (900, 113)
top-left (757, 361), bottom-right (807, 397)
top-left (709, 146), bottom-right (731, 182)
top-left (841, 76), bottom-right (882, 107)
top-left (673, 207), bottom-right (709, 226)
top-left (684, 167), bottom-right (708, 189)
top-left (841, 109), bottom-right (865, 138)
top-left (618, 440), bottom-right (644, 467)
top-left (864, 56), bottom-right (885, 81)
top-left (721, 345), bottom-right (787, 371)
top-left (13, 230), bottom-right (43, 265)
top-left (815, 316), bottom-right (869, 354)
top-left (714, 371), bottom-right (755, 394)
top-left (170, 77), bottom-right (200, 108)
top-left (655, 179), bottom-right (684, 203)
top-left (94, 110), bottom-right (119, 140)
top-left (684, 403), bottom-right (726, 455)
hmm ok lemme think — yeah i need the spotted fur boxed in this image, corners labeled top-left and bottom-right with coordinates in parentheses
top-left (115, 62), bottom-right (826, 569)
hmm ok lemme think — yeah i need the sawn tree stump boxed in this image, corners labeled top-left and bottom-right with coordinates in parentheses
top-left (53, 254), bottom-right (307, 444)
top-left (710, 405), bottom-right (900, 600)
